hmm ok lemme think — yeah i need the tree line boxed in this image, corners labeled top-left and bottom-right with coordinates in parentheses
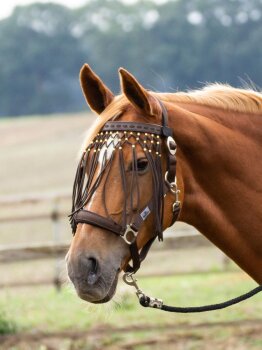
top-left (0, 0), bottom-right (261, 117)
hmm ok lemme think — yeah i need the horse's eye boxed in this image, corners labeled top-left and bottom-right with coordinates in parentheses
top-left (137, 158), bottom-right (148, 173)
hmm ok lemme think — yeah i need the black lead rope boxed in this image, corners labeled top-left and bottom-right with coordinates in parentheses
top-left (123, 273), bottom-right (262, 313)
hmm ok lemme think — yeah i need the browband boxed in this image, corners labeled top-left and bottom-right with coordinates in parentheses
top-left (102, 121), bottom-right (173, 137)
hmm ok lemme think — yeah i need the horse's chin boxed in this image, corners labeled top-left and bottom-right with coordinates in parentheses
top-left (77, 271), bottom-right (119, 304)
top-left (92, 273), bottom-right (119, 304)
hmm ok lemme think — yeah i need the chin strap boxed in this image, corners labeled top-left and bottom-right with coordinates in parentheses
top-left (123, 272), bottom-right (262, 313)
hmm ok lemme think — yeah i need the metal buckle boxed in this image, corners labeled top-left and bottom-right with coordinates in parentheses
top-left (167, 136), bottom-right (177, 155)
top-left (123, 272), bottom-right (163, 309)
top-left (148, 297), bottom-right (163, 309)
top-left (165, 172), bottom-right (181, 210)
top-left (123, 272), bottom-right (144, 299)
top-left (122, 225), bottom-right (138, 245)
top-left (165, 172), bottom-right (179, 192)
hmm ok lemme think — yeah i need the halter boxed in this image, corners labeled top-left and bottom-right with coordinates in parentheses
top-left (69, 101), bottom-right (180, 273)
top-left (69, 99), bottom-right (262, 312)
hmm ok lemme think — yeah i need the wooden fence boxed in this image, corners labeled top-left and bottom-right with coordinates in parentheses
top-left (0, 192), bottom-right (230, 289)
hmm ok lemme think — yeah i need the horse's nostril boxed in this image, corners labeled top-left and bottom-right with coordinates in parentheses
top-left (88, 257), bottom-right (98, 274)
top-left (87, 257), bottom-right (99, 285)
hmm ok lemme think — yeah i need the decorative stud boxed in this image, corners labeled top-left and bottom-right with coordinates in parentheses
top-left (132, 145), bottom-right (135, 148)
top-left (143, 148), bottom-right (147, 151)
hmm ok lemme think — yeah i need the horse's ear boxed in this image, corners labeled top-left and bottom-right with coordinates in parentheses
top-left (80, 64), bottom-right (114, 114)
top-left (119, 68), bottom-right (160, 116)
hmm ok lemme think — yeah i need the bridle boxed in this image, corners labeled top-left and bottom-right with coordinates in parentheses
top-left (69, 100), bottom-right (262, 312)
top-left (69, 100), bottom-right (180, 273)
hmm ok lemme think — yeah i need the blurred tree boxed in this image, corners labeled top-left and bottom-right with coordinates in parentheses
top-left (0, 3), bottom-right (86, 116)
top-left (0, 0), bottom-right (261, 117)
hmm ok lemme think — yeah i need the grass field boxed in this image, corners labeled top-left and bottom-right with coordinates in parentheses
top-left (0, 113), bottom-right (261, 349)
top-left (0, 272), bottom-right (261, 349)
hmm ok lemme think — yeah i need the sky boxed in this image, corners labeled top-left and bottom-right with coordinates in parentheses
top-left (0, 0), bottom-right (167, 19)
top-left (0, 0), bottom-right (89, 19)
top-left (0, 0), bottom-right (165, 20)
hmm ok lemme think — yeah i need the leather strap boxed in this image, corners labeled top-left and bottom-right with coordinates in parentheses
top-left (103, 121), bottom-right (163, 135)
top-left (74, 210), bottom-right (123, 235)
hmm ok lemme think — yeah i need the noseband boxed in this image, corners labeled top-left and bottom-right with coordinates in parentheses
top-left (69, 101), bottom-right (180, 273)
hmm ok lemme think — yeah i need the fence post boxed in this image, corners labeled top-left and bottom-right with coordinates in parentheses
top-left (51, 199), bottom-right (62, 291)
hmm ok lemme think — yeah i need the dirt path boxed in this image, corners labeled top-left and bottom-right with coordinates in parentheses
top-left (1, 319), bottom-right (261, 350)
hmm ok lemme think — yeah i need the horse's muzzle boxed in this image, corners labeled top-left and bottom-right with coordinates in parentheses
top-left (67, 253), bottom-right (119, 303)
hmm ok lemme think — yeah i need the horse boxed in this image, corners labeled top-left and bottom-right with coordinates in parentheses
top-left (66, 64), bottom-right (262, 304)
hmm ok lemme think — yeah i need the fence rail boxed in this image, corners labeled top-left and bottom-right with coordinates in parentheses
top-left (0, 192), bottom-right (230, 290)
top-left (0, 235), bottom-right (213, 264)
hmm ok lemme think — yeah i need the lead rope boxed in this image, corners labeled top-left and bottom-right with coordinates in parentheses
top-left (123, 273), bottom-right (262, 313)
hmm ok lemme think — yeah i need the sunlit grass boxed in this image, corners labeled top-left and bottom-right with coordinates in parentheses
top-left (0, 272), bottom-right (260, 333)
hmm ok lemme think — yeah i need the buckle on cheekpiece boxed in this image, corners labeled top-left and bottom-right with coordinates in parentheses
top-left (122, 225), bottom-right (138, 245)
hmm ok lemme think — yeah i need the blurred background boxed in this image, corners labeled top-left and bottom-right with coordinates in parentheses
top-left (0, 0), bottom-right (261, 349)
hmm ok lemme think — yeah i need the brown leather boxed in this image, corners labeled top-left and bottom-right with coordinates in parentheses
top-left (102, 121), bottom-right (163, 135)
top-left (74, 210), bottom-right (123, 235)
top-left (69, 99), bottom-right (180, 273)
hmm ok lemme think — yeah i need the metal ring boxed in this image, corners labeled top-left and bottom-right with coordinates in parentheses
top-left (165, 171), bottom-right (177, 187)
top-left (122, 225), bottom-right (138, 245)
top-left (167, 136), bottom-right (177, 155)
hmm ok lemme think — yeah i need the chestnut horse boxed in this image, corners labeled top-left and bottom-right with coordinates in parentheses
top-left (67, 64), bottom-right (262, 304)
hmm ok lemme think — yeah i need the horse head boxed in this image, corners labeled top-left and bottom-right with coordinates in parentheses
top-left (66, 64), bottom-right (180, 303)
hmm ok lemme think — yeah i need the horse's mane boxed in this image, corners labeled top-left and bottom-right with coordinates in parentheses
top-left (83, 84), bottom-right (262, 149)
top-left (156, 83), bottom-right (262, 115)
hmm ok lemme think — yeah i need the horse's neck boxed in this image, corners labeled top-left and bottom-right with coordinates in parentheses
top-left (167, 101), bottom-right (262, 283)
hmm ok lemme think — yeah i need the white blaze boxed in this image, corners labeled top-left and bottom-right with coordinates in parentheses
top-left (87, 134), bottom-right (119, 211)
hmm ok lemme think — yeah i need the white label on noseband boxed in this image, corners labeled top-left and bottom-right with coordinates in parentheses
top-left (140, 206), bottom-right (151, 221)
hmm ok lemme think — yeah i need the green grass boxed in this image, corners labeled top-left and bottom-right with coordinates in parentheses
top-left (0, 272), bottom-right (260, 333)
top-left (0, 311), bottom-right (17, 335)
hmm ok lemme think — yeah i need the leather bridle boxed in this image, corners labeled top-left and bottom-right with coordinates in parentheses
top-left (69, 99), bottom-right (262, 312)
top-left (69, 100), bottom-right (180, 273)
